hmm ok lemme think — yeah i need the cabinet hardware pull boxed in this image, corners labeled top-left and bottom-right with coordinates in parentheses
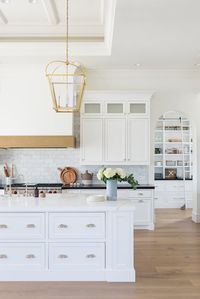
top-left (86, 224), bottom-right (96, 228)
top-left (26, 254), bottom-right (35, 259)
top-left (86, 254), bottom-right (96, 258)
top-left (26, 224), bottom-right (35, 228)
top-left (58, 254), bottom-right (68, 259)
top-left (0, 224), bottom-right (8, 229)
top-left (0, 254), bottom-right (7, 259)
top-left (138, 192), bottom-right (144, 196)
top-left (58, 224), bottom-right (68, 228)
top-left (138, 199), bottom-right (144, 203)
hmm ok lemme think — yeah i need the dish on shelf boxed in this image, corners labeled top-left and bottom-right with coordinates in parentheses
top-left (166, 160), bottom-right (176, 166)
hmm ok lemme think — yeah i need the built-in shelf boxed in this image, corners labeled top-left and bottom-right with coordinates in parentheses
top-left (154, 114), bottom-right (193, 180)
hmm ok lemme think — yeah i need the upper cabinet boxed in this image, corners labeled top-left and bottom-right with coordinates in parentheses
top-left (80, 91), bottom-right (153, 165)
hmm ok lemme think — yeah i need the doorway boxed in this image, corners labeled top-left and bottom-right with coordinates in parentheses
top-left (154, 111), bottom-right (194, 210)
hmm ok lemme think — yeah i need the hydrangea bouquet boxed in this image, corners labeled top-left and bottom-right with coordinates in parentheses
top-left (97, 167), bottom-right (138, 190)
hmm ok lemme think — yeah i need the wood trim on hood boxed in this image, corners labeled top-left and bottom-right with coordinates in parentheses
top-left (0, 136), bottom-right (76, 148)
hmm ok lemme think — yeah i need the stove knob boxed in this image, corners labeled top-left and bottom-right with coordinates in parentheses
top-left (53, 190), bottom-right (57, 194)
top-left (48, 191), bottom-right (52, 194)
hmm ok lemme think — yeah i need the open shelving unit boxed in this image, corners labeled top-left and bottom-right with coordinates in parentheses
top-left (154, 112), bottom-right (193, 209)
top-left (154, 114), bottom-right (193, 181)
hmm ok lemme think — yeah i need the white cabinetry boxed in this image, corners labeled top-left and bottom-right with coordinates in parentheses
top-left (117, 189), bottom-right (154, 230)
top-left (81, 118), bottom-right (103, 164)
top-left (63, 188), bottom-right (155, 230)
top-left (128, 118), bottom-right (149, 164)
top-left (0, 197), bottom-right (135, 282)
top-left (80, 91), bottom-right (152, 165)
top-left (154, 180), bottom-right (193, 208)
top-left (104, 118), bottom-right (126, 163)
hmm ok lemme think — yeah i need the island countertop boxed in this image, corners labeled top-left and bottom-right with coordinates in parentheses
top-left (0, 194), bottom-right (136, 212)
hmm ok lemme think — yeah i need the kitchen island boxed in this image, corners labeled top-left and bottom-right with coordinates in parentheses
top-left (0, 194), bottom-right (135, 282)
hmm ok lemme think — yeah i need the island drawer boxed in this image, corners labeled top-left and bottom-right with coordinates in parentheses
top-left (127, 190), bottom-right (152, 198)
top-left (0, 243), bottom-right (45, 270)
top-left (49, 243), bottom-right (105, 270)
top-left (49, 213), bottom-right (105, 240)
top-left (0, 213), bottom-right (45, 240)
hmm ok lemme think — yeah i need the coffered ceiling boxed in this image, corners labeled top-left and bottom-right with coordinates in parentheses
top-left (1, 0), bottom-right (200, 70)
top-left (0, 0), bottom-right (116, 55)
top-left (0, 0), bottom-right (104, 39)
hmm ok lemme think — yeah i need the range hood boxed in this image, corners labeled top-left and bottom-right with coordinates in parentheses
top-left (0, 136), bottom-right (76, 148)
top-left (0, 112), bottom-right (79, 149)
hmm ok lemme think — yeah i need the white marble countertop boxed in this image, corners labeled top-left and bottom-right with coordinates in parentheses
top-left (0, 194), bottom-right (136, 212)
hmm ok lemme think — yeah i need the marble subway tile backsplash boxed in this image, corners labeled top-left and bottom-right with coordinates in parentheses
top-left (0, 149), bottom-right (148, 185)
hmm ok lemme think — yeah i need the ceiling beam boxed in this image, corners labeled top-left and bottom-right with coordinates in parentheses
top-left (41, 0), bottom-right (59, 25)
top-left (0, 9), bottom-right (8, 24)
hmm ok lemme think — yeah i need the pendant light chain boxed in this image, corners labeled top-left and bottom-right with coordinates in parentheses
top-left (66, 0), bottom-right (69, 63)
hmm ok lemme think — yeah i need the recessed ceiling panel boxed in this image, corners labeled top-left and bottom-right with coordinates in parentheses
top-left (0, 0), bottom-right (104, 37)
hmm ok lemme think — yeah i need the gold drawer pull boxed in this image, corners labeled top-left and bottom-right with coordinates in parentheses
top-left (58, 224), bottom-right (68, 228)
top-left (58, 254), bottom-right (68, 259)
top-left (26, 254), bottom-right (36, 259)
top-left (86, 254), bottom-right (96, 259)
top-left (86, 224), bottom-right (96, 228)
top-left (0, 254), bottom-right (7, 259)
top-left (26, 224), bottom-right (36, 228)
top-left (0, 224), bottom-right (8, 229)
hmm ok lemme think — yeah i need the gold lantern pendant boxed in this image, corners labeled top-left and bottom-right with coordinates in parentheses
top-left (45, 0), bottom-right (86, 113)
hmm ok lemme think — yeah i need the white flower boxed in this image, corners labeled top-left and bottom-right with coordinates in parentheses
top-left (97, 168), bottom-right (104, 180)
top-left (103, 168), bottom-right (115, 179)
top-left (115, 168), bottom-right (126, 178)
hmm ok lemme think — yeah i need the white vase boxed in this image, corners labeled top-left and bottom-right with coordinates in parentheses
top-left (106, 179), bottom-right (117, 201)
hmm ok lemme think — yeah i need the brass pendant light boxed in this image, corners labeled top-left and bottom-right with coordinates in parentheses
top-left (45, 0), bottom-right (86, 112)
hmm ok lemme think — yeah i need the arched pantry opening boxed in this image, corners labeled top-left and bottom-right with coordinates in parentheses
top-left (154, 111), bottom-right (195, 210)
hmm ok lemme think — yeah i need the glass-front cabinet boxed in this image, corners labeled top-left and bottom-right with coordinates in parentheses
top-left (82, 103), bottom-right (102, 115)
top-left (105, 103), bottom-right (124, 115)
top-left (80, 94), bottom-right (151, 165)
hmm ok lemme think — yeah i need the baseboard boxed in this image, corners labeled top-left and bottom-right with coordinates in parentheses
top-left (106, 269), bottom-right (135, 282)
top-left (134, 223), bottom-right (154, 230)
top-left (0, 269), bottom-right (136, 282)
top-left (192, 212), bottom-right (200, 223)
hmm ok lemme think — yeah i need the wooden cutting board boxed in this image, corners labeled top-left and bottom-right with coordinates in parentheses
top-left (59, 167), bottom-right (77, 184)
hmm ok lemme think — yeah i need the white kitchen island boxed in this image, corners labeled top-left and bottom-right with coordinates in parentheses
top-left (0, 194), bottom-right (135, 282)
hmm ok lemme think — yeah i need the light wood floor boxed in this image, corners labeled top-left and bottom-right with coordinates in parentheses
top-left (0, 209), bottom-right (200, 299)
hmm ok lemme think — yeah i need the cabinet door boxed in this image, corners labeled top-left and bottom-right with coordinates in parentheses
top-left (128, 118), bottom-right (149, 164)
top-left (104, 118), bottom-right (126, 163)
top-left (128, 102), bottom-right (149, 117)
top-left (81, 102), bottom-right (102, 116)
top-left (105, 102), bottom-right (124, 116)
top-left (81, 118), bottom-right (103, 164)
top-left (131, 199), bottom-right (152, 225)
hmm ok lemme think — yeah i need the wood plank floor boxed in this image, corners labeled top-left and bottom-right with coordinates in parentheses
top-left (0, 209), bottom-right (200, 299)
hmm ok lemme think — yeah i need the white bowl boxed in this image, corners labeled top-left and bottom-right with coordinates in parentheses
top-left (86, 195), bottom-right (105, 202)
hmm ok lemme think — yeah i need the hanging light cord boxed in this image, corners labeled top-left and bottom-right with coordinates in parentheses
top-left (66, 0), bottom-right (69, 63)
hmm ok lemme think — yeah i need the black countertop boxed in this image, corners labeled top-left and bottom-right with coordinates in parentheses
top-left (62, 184), bottom-right (155, 190)
top-left (155, 178), bottom-right (193, 181)
top-left (0, 183), bottom-right (155, 190)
